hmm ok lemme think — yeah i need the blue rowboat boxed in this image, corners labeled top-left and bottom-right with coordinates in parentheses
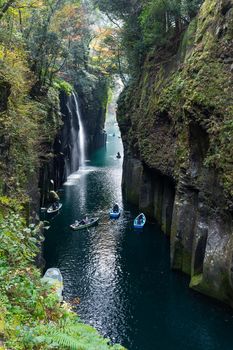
top-left (110, 210), bottom-right (120, 219)
top-left (134, 213), bottom-right (146, 229)
top-left (110, 204), bottom-right (121, 219)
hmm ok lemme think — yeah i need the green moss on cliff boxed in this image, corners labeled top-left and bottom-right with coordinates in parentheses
top-left (178, 18), bottom-right (198, 61)
top-left (190, 271), bottom-right (233, 304)
top-left (53, 79), bottom-right (73, 95)
top-left (0, 48), bottom-right (62, 197)
top-left (118, 0), bottom-right (233, 198)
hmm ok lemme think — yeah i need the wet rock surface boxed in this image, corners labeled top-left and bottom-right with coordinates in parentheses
top-left (74, 70), bottom-right (108, 154)
top-left (117, 0), bottom-right (233, 305)
top-left (39, 71), bottom-right (109, 206)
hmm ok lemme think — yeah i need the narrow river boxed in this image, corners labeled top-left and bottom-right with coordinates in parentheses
top-left (44, 106), bottom-right (233, 350)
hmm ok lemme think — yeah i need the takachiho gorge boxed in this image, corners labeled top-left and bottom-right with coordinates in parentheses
top-left (43, 87), bottom-right (233, 350)
top-left (0, 0), bottom-right (232, 350)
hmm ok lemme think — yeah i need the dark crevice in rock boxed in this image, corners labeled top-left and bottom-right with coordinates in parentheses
top-left (193, 232), bottom-right (208, 275)
top-left (189, 122), bottom-right (209, 164)
top-left (221, 0), bottom-right (232, 16)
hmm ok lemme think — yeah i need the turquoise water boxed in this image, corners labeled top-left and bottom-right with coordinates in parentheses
top-left (44, 110), bottom-right (233, 350)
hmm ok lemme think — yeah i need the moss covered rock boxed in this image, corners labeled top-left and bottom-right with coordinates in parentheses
top-left (117, 0), bottom-right (233, 306)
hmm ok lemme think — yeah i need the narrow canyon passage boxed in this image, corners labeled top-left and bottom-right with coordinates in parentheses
top-left (1, 1), bottom-right (232, 349)
top-left (44, 107), bottom-right (233, 350)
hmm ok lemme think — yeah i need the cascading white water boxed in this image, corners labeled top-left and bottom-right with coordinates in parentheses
top-left (65, 92), bottom-right (87, 206)
top-left (72, 92), bottom-right (86, 168)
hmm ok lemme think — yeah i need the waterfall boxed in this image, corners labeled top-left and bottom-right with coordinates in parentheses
top-left (72, 92), bottom-right (86, 167)
top-left (66, 92), bottom-right (86, 174)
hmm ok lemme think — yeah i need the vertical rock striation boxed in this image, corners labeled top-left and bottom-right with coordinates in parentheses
top-left (74, 70), bottom-right (108, 155)
top-left (39, 71), bottom-right (109, 206)
top-left (39, 91), bottom-right (85, 205)
top-left (118, 0), bottom-right (233, 305)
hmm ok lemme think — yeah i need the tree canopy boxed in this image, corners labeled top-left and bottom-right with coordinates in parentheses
top-left (0, 0), bottom-right (93, 91)
top-left (93, 0), bottom-right (204, 75)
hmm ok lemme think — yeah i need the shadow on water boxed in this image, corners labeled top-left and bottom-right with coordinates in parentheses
top-left (44, 107), bottom-right (233, 350)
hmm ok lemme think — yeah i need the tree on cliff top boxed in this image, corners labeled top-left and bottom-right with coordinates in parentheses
top-left (93, 0), bottom-right (204, 75)
top-left (0, 0), bottom-right (93, 90)
top-left (140, 0), bottom-right (203, 46)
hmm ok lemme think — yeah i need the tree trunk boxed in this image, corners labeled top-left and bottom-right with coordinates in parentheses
top-left (0, 0), bottom-right (16, 20)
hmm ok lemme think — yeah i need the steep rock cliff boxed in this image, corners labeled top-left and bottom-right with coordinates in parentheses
top-left (118, 0), bottom-right (233, 305)
top-left (74, 70), bottom-right (108, 154)
top-left (39, 71), bottom-right (109, 207)
top-left (39, 91), bottom-right (80, 207)
top-left (0, 49), bottom-right (62, 219)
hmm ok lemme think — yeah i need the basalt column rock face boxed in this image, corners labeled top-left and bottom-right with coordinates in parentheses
top-left (122, 156), bottom-right (143, 205)
top-left (39, 91), bottom-right (81, 205)
top-left (56, 91), bottom-right (81, 177)
top-left (39, 73), bottom-right (109, 205)
top-left (118, 0), bottom-right (233, 306)
top-left (74, 70), bottom-right (108, 155)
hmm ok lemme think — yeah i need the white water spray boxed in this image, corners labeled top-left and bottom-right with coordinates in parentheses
top-left (72, 92), bottom-right (86, 167)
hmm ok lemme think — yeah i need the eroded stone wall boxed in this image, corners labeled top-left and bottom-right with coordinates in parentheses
top-left (117, 0), bottom-right (233, 305)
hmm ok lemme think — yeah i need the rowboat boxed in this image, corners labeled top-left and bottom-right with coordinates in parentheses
top-left (134, 213), bottom-right (146, 229)
top-left (70, 217), bottom-right (99, 230)
top-left (47, 203), bottom-right (62, 214)
top-left (41, 268), bottom-right (63, 301)
top-left (110, 208), bottom-right (121, 219)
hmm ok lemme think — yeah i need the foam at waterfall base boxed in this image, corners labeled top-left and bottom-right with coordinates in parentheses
top-left (64, 166), bottom-right (96, 186)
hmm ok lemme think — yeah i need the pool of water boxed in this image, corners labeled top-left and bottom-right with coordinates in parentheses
top-left (44, 111), bottom-right (233, 350)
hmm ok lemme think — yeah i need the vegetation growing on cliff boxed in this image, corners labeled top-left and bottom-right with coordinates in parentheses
top-left (111, 0), bottom-right (233, 201)
top-left (94, 0), bottom-right (204, 74)
top-left (0, 1), bottom-right (123, 349)
top-left (152, 0), bottom-right (233, 198)
top-left (0, 0), bottom-right (232, 345)
top-left (115, 0), bottom-right (233, 305)
top-left (0, 198), bottom-right (125, 350)
top-left (140, 0), bottom-right (203, 46)
top-left (0, 0), bottom-right (106, 195)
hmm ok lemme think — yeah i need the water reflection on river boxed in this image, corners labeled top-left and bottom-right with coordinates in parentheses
top-left (44, 109), bottom-right (233, 350)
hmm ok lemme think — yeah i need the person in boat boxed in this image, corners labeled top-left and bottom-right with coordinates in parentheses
top-left (113, 203), bottom-right (119, 213)
top-left (138, 214), bottom-right (144, 224)
top-left (52, 202), bottom-right (57, 210)
top-left (116, 152), bottom-right (121, 159)
top-left (79, 216), bottom-right (89, 225)
top-left (49, 190), bottom-right (60, 208)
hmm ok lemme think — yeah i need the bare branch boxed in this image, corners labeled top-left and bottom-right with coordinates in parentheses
top-left (0, 0), bottom-right (16, 20)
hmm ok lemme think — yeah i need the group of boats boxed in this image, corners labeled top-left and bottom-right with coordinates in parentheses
top-left (70, 204), bottom-right (146, 230)
top-left (42, 207), bottom-right (146, 301)
top-left (109, 204), bottom-right (146, 229)
top-left (46, 202), bottom-right (146, 230)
